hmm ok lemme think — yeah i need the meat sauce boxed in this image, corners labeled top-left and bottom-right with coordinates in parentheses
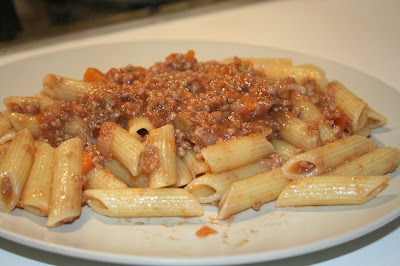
top-left (37, 51), bottom-right (348, 157)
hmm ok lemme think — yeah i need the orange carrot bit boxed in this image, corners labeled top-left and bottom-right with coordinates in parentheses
top-left (186, 50), bottom-right (195, 60)
top-left (82, 151), bottom-right (94, 175)
top-left (239, 96), bottom-right (256, 116)
top-left (335, 115), bottom-right (349, 130)
top-left (83, 67), bottom-right (107, 83)
top-left (195, 225), bottom-right (218, 238)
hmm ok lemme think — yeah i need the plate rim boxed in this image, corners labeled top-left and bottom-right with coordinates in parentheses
top-left (0, 39), bottom-right (399, 265)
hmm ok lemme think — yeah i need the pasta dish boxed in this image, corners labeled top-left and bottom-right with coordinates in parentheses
top-left (0, 51), bottom-right (398, 227)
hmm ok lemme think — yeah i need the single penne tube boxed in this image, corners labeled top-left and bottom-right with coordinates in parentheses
top-left (217, 169), bottom-right (290, 220)
top-left (0, 129), bottom-right (35, 213)
top-left (327, 81), bottom-right (368, 132)
top-left (181, 149), bottom-right (210, 175)
top-left (365, 106), bottom-right (387, 129)
top-left (297, 64), bottom-right (326, 75)
top-left (9, 113), bottom-right (41, 138)
top-left (42, 74), bottom-right (94, 101)
top-left (0, 142), bottom-right (10, 164)
top-left (173, 156), bottom-right (194, 188)
top-left (3, 96), bottom-right (56, 114)
top-left (0, 112), bottom-right (17, 144)
top-left (281, 135), bottom-right (377, 179)
top-left (294, 96), bottom-right (335, 144)
top-left (85, 188), bottom-right (204, 217)
top-left (0, 129), bottom-right (17, 145)
top-left (20, 142), bottom-right (54, 216)
top-left (146, 124), bottom-right (178, 188)
top-left (353, 126), bottom-right (372, 137)
top-left (278, 114), bottom-right (321, 151)
top-left (201, 134), bottom-right (275, 173)
top-left (0, 111), bottom-right (15, 136)
top-left (84, 165), bottom-right (128, 190)
top-left (263, 63), bottom-right (328, 92)
top-left (46, 137), bottom-right (84, 228)
top-left (269, 139), bottom-right (302, 162)
top-left (128, 117), bottom-right (155, 140)
top-left (185, 162), bottom-right (271, 204)
top-left (276, 175), bottom-right (389, 207)
top-left (97, 122), bottom-right (145, 177)
top-left (329, 147), bottom-right (400, 176)
top-left (104, 158), bottom-right (148, 188)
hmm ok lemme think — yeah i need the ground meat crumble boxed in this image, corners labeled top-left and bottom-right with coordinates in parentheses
top-left (33, 51), bottom-right (347, 158)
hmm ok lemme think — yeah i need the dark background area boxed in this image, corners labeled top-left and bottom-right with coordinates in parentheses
top-left (0, 0), bottom-right (227, 47)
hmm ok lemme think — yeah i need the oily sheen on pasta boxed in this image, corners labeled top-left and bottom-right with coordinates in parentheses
top-left (0, 51), bottom-right (398, 227)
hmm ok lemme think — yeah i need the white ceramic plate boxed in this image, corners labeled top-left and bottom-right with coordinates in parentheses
top-left (0, 41), bottom-right (399, 265)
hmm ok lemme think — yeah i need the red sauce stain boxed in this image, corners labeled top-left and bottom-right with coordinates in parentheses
top-left (233, 239), bottom-right (249, 248)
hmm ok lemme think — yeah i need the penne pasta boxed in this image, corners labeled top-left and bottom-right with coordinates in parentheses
top-left (185, 162), bottom-right (271, 204)
top-left (97, 122), bottom-right (145, 177)
top-left (4, 96), bottom-right (56, 114)
top-left (281, 135), bottom-right (377, 179)
top-left (329, 147), bottom-right (400, 176)
top-left (0, 52), bottom-right (396, 228)
top-left (276, 175), bottom-right (389, 207)
top-left (42, 74), bottom-right (94, 101)
top-left (365, 106), bottom-right (387, 129)
top-left (0, 112), bottom-right (17, 144)
top-left (269, 139), bottom-right (302, 162)
top-left (46, 137), bottom-right (84, 227)
top-left (297, 64), bottom-right (326, 75)
top-left (0, 111), bottom-right (15, 136)
top-left (327, 80), bottom-right (368, 132)
top-left (145, 124), bottom-right (178, 188)
top-left (0, 129), bottom-right (17, 145)
top-left (0, 142), bottom-right (10, 165)
top-left (294, 96), bottom-right (336, 144)
top-left (181, 149), bottom-right (210, 176)
top-left (278, 114), bottom-right (321, 151)
top-left (353, 126), bottom-right (372, 137)
top-left (128, 117), bottom-right (155, 140)
top-left (21, 142), bottom-right (54, 216)
top-left (217, 169), bottom-right (290, 220)
top-left (84, 165), bottom-right (128, 190)
top-left (201, 134), bottom-right (275, 173)
top-left (104, 158), bottom-right (148, 188)
top-left (173, 156), bottom-right (194, 188)
top-left (9, 113), bottom-right (41, 138)
top-left (0, 129), bottom-right (35, 213)
top-left (85, 188), bottom-right (204, 217)
top-left (263, 63), bottom-right (328, 92)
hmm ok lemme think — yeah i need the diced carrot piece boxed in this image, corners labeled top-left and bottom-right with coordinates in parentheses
top-left (239, 96), bottom-right (256, 115)
top-left (195, 226), bottom-right (218, 238)
top-left (83, 68), bottom-right (106, 83)
top-left (82, 151), bottom-right (94, 175)
top-left (186, 50), bottom-right (195, 60)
